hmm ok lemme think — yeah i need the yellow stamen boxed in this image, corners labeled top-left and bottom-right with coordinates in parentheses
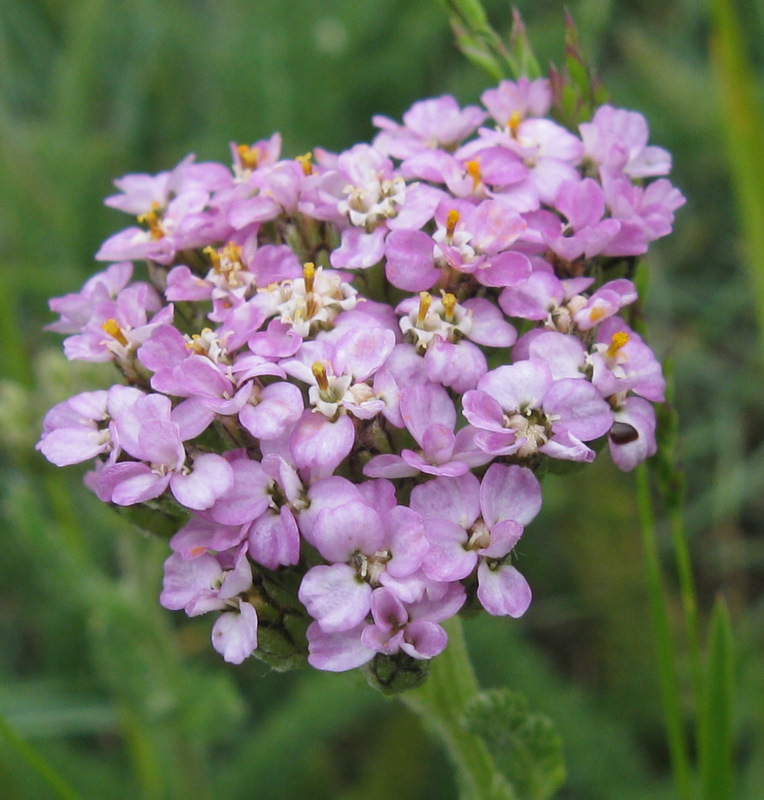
top-left (203, 245), bottom-right (220, 271)
top-left (137, 202), bottom-right (164, 240)
top-left (446, 209), bottom-right (460, 240)
top-left (417, 292), bottom-right (432, 325)
top-left (303, 262), bottom-right (316, 294)
top-left (186, 333), bottom-right (207, 355)
top-left (588, 306), bottom-right (608, 324)
top-left (237, 144), bottom-right (260, 170)
top-left (607, 331), bottom-right (630, 358)
top-left (442, 292), bottom-right (457, 322)
top-left (296, 152), bottom-right (314, 176)
top-left (101, 318), bottom-right (128, 347)
top-left (311, 361), bottom-right (329, 392)
top-left (508, 110), bottom-right (522, 138)
top-left (465, 159), bottom-right (481, 191)
top-left (221, 241), bottom-right (242, 264)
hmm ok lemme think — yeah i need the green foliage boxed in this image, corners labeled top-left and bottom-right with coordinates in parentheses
top-left (461, 689), bottom-right (565, 800)
top-left (549, 10), bottom-right (609, 129)
top-left (710, 0), bottom-right (764, 364)
top-left (436, 2), bottom-right (542, 82)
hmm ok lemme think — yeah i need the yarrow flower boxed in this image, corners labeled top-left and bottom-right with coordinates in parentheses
top-left (38, 67), bottom-right (683, 686)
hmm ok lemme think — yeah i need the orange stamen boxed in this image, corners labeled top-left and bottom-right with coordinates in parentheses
top-left (186, 333), bottom-right (207, 355)
top-left (203, 245), bottom-right (220, 271)
top-left (508, 110), bottom-right (522, 138)
top-left (311, 361), bottom-right (329, 392)
top-left (101, 318), bottom-right (128, 347)
top-left (296, 152), bottom-right (314, 176)
top-left (237, 144), bottom-right (260, 170)
top-left (137, 202), bottom-right (164, 240)
top-left (221, 242), bottom-right (242, 264)
top-left (446, 209), bottom-right (460, 241)
top-left (465, 159), bottom-right (481, 191)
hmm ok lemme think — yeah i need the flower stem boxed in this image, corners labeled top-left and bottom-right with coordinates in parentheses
top-left (400, 616), bottom-right (515, 800)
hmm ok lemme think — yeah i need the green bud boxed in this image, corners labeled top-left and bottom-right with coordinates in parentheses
top-left (362, 651), bottom-right (431, 696)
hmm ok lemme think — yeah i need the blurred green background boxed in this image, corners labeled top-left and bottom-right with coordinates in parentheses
top-left (2, 0), bottom-right (763, 797)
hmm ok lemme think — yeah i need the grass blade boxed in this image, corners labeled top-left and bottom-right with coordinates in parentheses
top-left (699, 598), bottom-right (735, 800)
top-left (0, 710), bottom-right (86, 800)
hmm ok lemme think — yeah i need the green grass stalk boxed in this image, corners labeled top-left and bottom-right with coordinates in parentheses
top-left (635, 464), bottom-right (694, 800)
top-left (0, 710), bottom-right (86, 800)
top-left (710, 0), bottom-right (764, 366)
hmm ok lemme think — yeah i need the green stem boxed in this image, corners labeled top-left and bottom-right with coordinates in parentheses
top-left (635, 464), bottom-right (694, 800)
top-left (400, 617), bottom-right (515, 800)
top-left (667, 484), bottom-right (704, 756)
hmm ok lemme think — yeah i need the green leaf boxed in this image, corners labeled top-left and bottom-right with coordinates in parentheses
top-left (549, 11), bottom-right (607, 129)
top-left (450, 22), bottom-right (505, 82)
top-left (443, 0), bottom-right (493, 31)
top-left (461, 689), bottom-right (566, 800)
top-left (699, 597), bottom-right (735, 800)
top-left (506, 8), bottom-right (541, 80)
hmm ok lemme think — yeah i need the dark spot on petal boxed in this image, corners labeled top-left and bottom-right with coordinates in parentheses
top-left (610, 421), bottom-right (639, 445)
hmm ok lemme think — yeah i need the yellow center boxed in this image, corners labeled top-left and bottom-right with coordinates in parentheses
top-left (186, 329), bottom-right (212, 355)
top-left (237, 144), bottom-right (260, 170)
top-left (137, 202), bottom-right (164, 240)
top-left (296, 152), bottom-right (314, 176)
top-left (607, 331), bottom-right (630, 358)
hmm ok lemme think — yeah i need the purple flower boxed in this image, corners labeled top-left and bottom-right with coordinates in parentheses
top-left (373, 95), bottom-right (487, 159)
top-left (481, 77), bottom-right (552, 125)
top-left (38, 71), bottom-right (682, 675)
top-left (95, 392), bottom-right (234, 508)
top-left (360, 587), bottom-right (448, 659)
top-left (47, 262), bottom-right (134, 334)
top-left (544, 178), bottom-right (621, 261)
top-left (600, 171), bottom-right (686, 255)
top-left (410, 464), bottom-right (541, 616)
top-left (364, 384), bottom-right (490, 478)
top-left (281, 325), bottom-right (396, 420)
top-left (160, 544), bottom-right (258, 664)
top-left (580, 105), bottom-right (672, 179)
top-left (608, 395), bottom-right (658, 471)
top-left (431, 199), bottom-right (532, 287)
top-left (37, 385), bottom-right (148, 467)
top-left (463, 360), bottom-right (613, 461)
top-left (589, 318), bottom-right (665, 403)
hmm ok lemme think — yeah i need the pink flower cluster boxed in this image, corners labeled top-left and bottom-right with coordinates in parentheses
top-left (38, 77), bottom-right (683, 672)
